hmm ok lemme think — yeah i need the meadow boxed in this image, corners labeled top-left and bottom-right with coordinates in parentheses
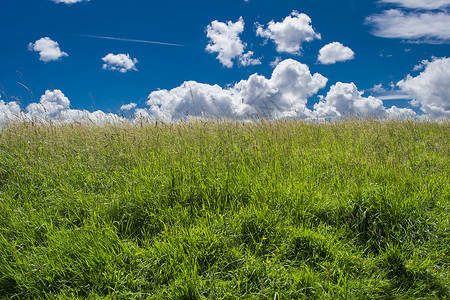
top-left (0, 119), bottom-right (448, 299)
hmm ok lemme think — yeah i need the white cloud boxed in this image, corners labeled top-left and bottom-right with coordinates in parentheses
top-left (397, 57), bottom-right (450, 117)
top-left (270, 57), bottom-right (282, 68)
top-left (0, 100), bottom-right (22, 123)
top-left (28, 37), bottom-right (68, 62)
top-left (413, 60), bottom-right (427, 71)
top-left (102, 53), bottom-right (138, 73)
top-left (238, 51), bottom-right (262, 67)
top-left (205, 17), bottom-right (260, 68)
top-left (25, 89), bottom-right (121, 124)
top-left (313, 82), bottom-right (408, 118)
top-left (371, 83), bottom-right (385, 93)
top-left (2, 61), bottom-right (325, 124)
top-left (256, 11), bottom-right (321, 54)
top-left (120, 103), bottom-right (137, 111)
top-left (366, 83), bottom-right (411, 100)
top-left (1, 90), bottom-right (121, 125)
top-left (58, 109), bottom-right (122, 124)
top-left (205, 17), bottom-right (244, 68)
top-left (51, 0), bottom-right (89, 4)
top-left (385, 105), bottom-right (417, 119)
top-left (27, 89), bottom-right (71, 119)
top-left (237, 59), bottom-right (328, 118)
top-left (144, 59), bottom-right (327, 121)
top-left (206, 17), bottom-right (258, 68)
top-left (317, 42), bottom-right (355, 64)
top-left (379, 0), bottom-right (450, 9)
top-left (377, 94), bottom-right (411, 100)
top-left (365, 9), bottom-right (450, 43)
top-left (145, 82), bottom-right (237, 120)
top-left (313, 82), bottom-right (417, 119)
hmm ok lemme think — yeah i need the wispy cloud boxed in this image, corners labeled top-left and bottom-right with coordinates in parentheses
top-left (365, 9), bottom-right (450, 43)
top-left (378, 0), bottom-right (450, 10)
top-left (377, 94), bottom-right (412, 100)
top-left (76, 34), bottom-right (184, 47)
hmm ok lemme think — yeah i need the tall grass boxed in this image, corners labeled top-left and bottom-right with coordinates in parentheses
top-left (0, 119), bottom-right (448, 299)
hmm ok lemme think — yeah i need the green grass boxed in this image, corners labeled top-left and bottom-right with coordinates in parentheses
top-left (0, 119), bottom-right (448, 299)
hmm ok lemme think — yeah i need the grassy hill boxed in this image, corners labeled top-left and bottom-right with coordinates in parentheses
top-left (0, 119), bottom-right (448, 299)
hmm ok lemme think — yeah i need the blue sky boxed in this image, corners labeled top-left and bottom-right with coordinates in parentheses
top-left (1, 0), bottom-right (449, 122)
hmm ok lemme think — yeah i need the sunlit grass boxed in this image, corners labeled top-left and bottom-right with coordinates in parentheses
top-left (0, 119), bottom-right (448, 298)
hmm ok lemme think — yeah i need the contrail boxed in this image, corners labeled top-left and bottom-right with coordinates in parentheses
top-left (75, 34), bottom-right (184, 47)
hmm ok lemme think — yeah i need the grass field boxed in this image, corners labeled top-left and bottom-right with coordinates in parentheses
top-left (0, 119), bottom-right (448, 299)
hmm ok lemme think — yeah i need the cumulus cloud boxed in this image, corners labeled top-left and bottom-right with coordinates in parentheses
top-left (0, 80), bottom-right (433, 124)
top-left (28, 37), bottom-right (68, 62)
top-left (26, 90), bottom-right (120, 123)
top-left (1, 90), bottom-right (122, 124)
top-left (379, 0), bottom-right (450, 9)
top-left (206, 17), bottom-right (259, 68)
top-left (102, 53), bottom-right (138, 73)
top-left (205, 17), bottom-right (244, 67)
top-left (256, 11), bottom-right (321, 54)
top-left (313, 82), bottom-right (416, 119)
top-left (397, 57), bottom-right (450, 117)
top-left (365, 9), bottom-right (450, 43)
top-left (144, 59), bottom-right (327, 121)
top-left (317, 42), bottom-right (355, 64)
top-left (120, 103), bottom-right (137, 111)
top-left (51, 0), bottom-right (89, 4)
top-left (314, 82), bottom-right (386, 118)
top-left (0, 100), bottom-right (22, 123)
top-left (27, 89), bottom-right (71, 119)
top-left (58, 109), bottom-right (122, 124)
top-left (385, 105), bottom-right (417, 119)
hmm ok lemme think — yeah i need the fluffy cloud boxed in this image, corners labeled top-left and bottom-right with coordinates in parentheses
top-left (256, 11), bottom-right (321, 54)
top-left (313, 82), bottom-right (416, 119)
top-left (144, 59), bottom-right (327, 121)
top-left (102, 53), bottom-right (138, 73)
top-left (0, 90), bottom-right (122, 124)
top-left (120, 103), bottom-right (137, 111)
top-left (397, 57), bottom-right (450, 117)
top-left (317, 42), bottom-right (355, 64)
top-left (58, 109), bottom-right (122, 124)
top-left (385, 106), bottom-right (417, 119)
top-left (26, 90), bottom-right (120, 123)
top-left (27, 89), bottom-right (71, 119)
top-left (205, 17), bottom-right (258, 68)
top-left (379, 0), bottom-right (450, 9)
top-left (314, 82), bottom-right (386, 118)
top-left (205, 17), bottom-right (245, 68)
top-left (0, 99), bottom-right (22, 123)
top-left (51, 0), bottom-right (89, 4)
top-left (28, 37), bottom-right (68, 62)
top-left (365, 9), bottom-right (450, 43)
top-left (0, 79), bottom-right (429, 124)
top-left (139, 61), bottom-right (419, 121)
top-left (238, 51), bottom-right (262, 67)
